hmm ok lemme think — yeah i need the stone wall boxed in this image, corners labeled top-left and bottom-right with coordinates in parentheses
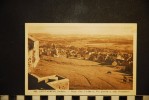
top-left (28, 36), bottom-right (40, 68)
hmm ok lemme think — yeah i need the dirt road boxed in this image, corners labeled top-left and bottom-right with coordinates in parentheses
top-left (31, 56), bottom-right (132, 90)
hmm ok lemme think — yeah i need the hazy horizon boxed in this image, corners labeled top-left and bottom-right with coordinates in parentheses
top-left (26, 23), bottom-right (136, 37)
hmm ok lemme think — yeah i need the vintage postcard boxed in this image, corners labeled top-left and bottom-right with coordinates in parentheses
top-left (25, 23), bottom-right (137, 95)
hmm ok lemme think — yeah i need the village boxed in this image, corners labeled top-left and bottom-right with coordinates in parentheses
top-left (39, 43), bottom-right (133, 74)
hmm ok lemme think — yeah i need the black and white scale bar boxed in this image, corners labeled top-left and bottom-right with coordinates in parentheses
top-left (0, 95), bottom-right (149, 100)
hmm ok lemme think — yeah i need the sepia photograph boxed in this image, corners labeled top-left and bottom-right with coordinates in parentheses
top-left (25, 23), bottom-right (136, 95)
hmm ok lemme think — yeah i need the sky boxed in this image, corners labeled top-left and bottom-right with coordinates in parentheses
top-left (26, 23), bottom-right (137, 36)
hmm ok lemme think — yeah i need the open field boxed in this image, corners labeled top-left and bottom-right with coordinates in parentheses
top-left (31, 56), bottom-right (132, 90)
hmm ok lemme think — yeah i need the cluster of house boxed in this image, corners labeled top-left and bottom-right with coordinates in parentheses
top-left (39, 43), bottom-right (133, 74)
